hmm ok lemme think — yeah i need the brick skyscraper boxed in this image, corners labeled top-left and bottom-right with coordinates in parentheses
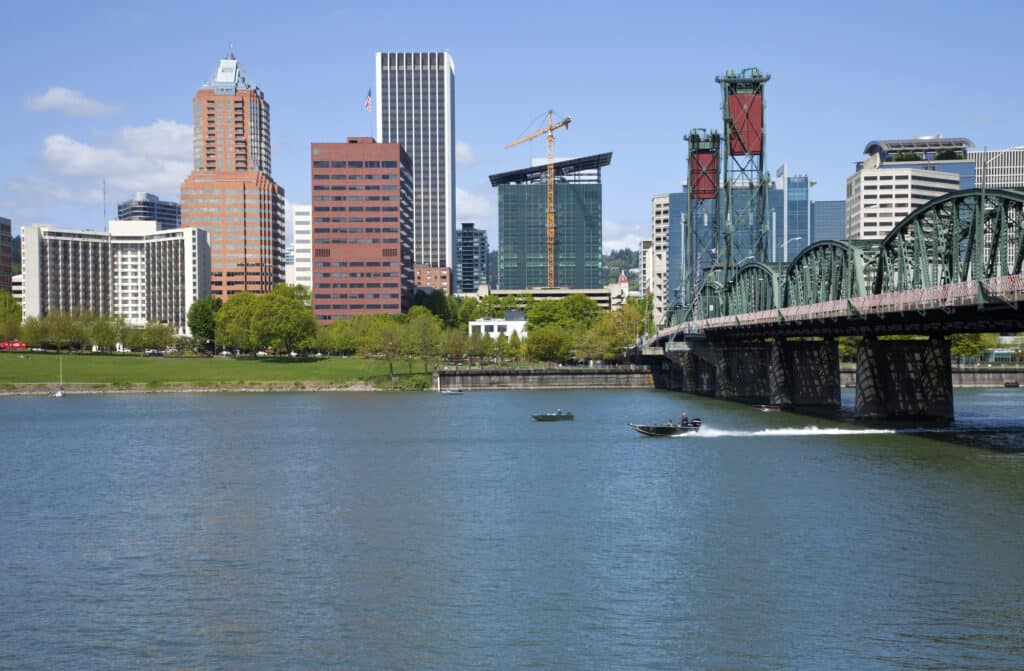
top-left (180, 51), bottom-right (285, 301)
top-left (310, 138), bottom-right (415, 321)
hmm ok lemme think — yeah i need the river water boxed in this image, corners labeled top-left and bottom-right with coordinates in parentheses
top-left (1, 388), bottom-right (1023, 670)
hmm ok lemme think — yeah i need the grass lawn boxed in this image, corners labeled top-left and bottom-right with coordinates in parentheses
top-left (0, 352), bottom-right (435, 389)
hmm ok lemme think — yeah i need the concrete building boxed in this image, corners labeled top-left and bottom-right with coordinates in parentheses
top-left (0, 216), bottom-right (10, 293)
top-left (288, 204), bottom-right (312, 291)
top-left (491, 153), bottom-right (609, 291)
top-left (414, 264), bottom-right (451, 294)
top-left (180, 51), bottom-right (285, 301)
top-left (650, 195), bottom-right (670, 326)
top-left (310, 137), bottom-right (414, 322)
top-left (970, 147), bottom-right (1024, 189)
top-left (473, 284), bottom-right (629, 312)
top-left (846, 159), bottom-right (959, 240)
top-left (454, 222), bottom-right (488, 294)
top-left (639, 239), bottom-right (654, 297)
top-left (10, 273), bottom-right (22, 306)
top-left (468, 310), bottom-right (527, 340)
top-left (811, 200), bottom-right (846, 243)
top-left (862, 135), bottom-right (976, 188)
top-left (20, 221), bottom-right (210, 336)
top-left (117, 193), bottom-right (180, 230)
top-left (376, 51), bottom-right (455, 276)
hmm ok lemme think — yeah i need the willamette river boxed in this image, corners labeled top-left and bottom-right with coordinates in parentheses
top-left (2, 388), bottom-right (1023, 669)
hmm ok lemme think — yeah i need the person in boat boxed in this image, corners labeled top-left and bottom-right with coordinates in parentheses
top-left (680, 410), bottom-right (688, 426)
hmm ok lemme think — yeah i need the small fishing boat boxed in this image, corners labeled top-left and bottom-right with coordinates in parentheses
top-left (628, 418), bottom-right (702, 436)
top-left (440, 389), bottom-right (464, 395)
top-left (532, 409), bottom-right (574, 422)
top-left (754, 404), bottom-right (782, 412)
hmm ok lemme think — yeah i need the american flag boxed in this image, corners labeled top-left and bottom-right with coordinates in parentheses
top-left (364, 89), bottom-right (372, 112)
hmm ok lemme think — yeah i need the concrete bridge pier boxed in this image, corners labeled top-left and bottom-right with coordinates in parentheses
top-left (768, 339), bottom-right (841, 412)
top-left (855, 336), bottom-right (953, 422)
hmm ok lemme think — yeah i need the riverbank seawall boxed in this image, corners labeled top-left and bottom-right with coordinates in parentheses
top-left (840, 366), bottom-right (1024, 388)
top-left (436, 366), bottom-right (654, 391)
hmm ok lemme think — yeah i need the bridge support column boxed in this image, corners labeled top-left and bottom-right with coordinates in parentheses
top-left (855, 336), bottom-right (953, 422)
top-left (769, 339), bottom-right (841, 411)
top-left (712, 343), bottom-right (771, 402)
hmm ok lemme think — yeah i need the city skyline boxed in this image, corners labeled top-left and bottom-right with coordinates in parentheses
top-left (2, 1), bottom-right (1023, 255)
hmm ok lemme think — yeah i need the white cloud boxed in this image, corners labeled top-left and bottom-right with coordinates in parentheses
top-left (602, 218), bottom-right (644, 254)
top-left (456, 187), bottom-right (494, 219)
top-left (455, 140), bottom-right (477, 165)
top-left (5, 176), bottom-right (102, 205)
top-left (40, 120), bottom-right (192, 195)
top-left (24, 87), bottom-right (117, 117)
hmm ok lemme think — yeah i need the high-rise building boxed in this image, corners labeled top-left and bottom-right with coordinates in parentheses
top-left (310, 137), bottom-right (415, 322)
top-left (650, 195), bottom-right (671, 326)
top-left (180, 51), bottom-right (285, 302)
top-left (414, 264), bottom-right (451, 294)
top-left (289, 204), bottom-right (312, 292)
top-left (768, 167), bottom-right (811, 262)
top-left (862, 136), bottom-right (976, 188)
top-left (0, 216), bottom-right (11, 293)
top-left (970, 147), bottom-right (1024, 189)
top-left (117, 192), bottom-right (180, 230)
top-left (811, 200), bottom-right (846, 243)
top-left (20, 221), bottom-right (210, 336)
top-left (490, 153), bottom-right (609, 291)
top-left (454, 222), bottom-right (488, 294)
top-left (639, 240), bottom-right (654, 298)
top-left (375, 51), bottom-right (455, 276)
top-left (846, 152), bottom-right (959, 240)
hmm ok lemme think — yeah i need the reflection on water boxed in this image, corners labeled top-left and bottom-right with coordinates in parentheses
top-left (1, 388), bottom-right (1023, 669)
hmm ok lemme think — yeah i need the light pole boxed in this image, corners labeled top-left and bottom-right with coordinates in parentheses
top-left (779, 235), bottom-right (802, 262)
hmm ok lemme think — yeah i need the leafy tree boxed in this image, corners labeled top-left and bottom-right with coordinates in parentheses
top-left (404, 306), bottom-right (443, 372)
top-left (0, 290), bottom-right (21, 342)
top-left (42, 310), bottom-right (86, 351)
top-left (187, 297), bottom-right (222, 352)
top-left (88, 314), bottom-right (122, 352)
top-left (20, 317), bottom-right (45, 347)
top-left (362, 315), bottom-right (403, 382)
top-left (508, 331), bottom-right (523, 362)
top-left (320, 317), bottom-right (357, 355)
top-left (251, 285), bottom-right (317, 353)
top-left (215, 292), bottom-right (260, 353)
top-left (457, 296), bottom-right (480, 325)
top-left (524, 326), bottom-right (572, 363)
top-left (442, 328), bottom-right (467, 361)
top-left (949, 333), bottom-right (999, 363)
top-left (140, 322), bottom-right (176, 350)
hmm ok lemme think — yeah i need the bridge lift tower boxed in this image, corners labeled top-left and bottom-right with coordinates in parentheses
top-left (684, 128), bottom-right (721, 308)
top-left (716, 67), bottom-right (771, 282)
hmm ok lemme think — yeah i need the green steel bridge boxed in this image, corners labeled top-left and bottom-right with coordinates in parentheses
top-left (654, 188), bottom-right (1024, 343)
top-left (645, 189), bottom-right (1024, 421)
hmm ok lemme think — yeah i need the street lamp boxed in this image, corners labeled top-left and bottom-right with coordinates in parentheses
top-left (779, 235), bottom-right (802, 262)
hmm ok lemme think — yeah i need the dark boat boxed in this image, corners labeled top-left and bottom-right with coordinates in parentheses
top-left (754, 404), bottom-right (782, 412)
top-left (440, 389), bottom-right (464, 395)
top-left (629, 418), bottom-right (702, 436)
top-left (532, 410), bottom-right (574, 421)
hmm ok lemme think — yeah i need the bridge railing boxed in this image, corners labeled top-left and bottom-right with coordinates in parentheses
top-left (656, 273), bottom-right (1024, 339)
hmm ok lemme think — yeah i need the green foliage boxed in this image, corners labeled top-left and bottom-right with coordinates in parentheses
top-left (215, 292), bottom-right (260, 353)
top-left (251, 285), bottom-right (318, 353)
top-left (187, 296), bottom-right (222, 351)
top-left (524, 326), bottom-right (572, 363)
top-left (526, 295), bottom-right (600, 333)
top-left (41, 310), bottom-right (88, 351)
top-left (949, 332), bottom-right (1000, 362)
top-left (0, 290), bottom-right (21, 342)
top-left (603, 248), bottom-right (638, 287)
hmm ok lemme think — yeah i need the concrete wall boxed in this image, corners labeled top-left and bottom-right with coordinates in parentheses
top-left (436, 366), bottom-right (653, 391)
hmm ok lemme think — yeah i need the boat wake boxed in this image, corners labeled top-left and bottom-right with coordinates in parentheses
top-left (693, 426), bottom-right (898, 438)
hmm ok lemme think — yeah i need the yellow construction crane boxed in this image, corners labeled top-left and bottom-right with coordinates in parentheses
top-left (505, 110), bottom-right (572, 287)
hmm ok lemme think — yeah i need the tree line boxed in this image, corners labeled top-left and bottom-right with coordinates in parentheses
top-left (1, 286), bottom-right (653, 366)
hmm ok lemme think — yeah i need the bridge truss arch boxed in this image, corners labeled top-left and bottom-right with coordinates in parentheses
top-left (726, 261), bottom-right (780, 314)
top-left (784, 240), bottom-right (875, 306)
top-left (873, 188), bottom-right (1024, 294)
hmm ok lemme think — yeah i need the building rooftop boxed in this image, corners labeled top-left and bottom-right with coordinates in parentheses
top-left (489, 153), bottom-right (612, 186)
top-left (201, 51), bottom-right (262, 96)
top-left (863, 136), bottom-right (974, 157)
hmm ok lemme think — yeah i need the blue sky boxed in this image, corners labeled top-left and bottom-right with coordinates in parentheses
top-left (2, 0), bottom-right (1022, 252)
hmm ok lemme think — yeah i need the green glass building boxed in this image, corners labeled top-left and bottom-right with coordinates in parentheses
top-left (489, 153), bottom-right (610, 290)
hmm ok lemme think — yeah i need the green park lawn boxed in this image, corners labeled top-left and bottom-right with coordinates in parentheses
top-left (0, 352), bottom-right (433, 389)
